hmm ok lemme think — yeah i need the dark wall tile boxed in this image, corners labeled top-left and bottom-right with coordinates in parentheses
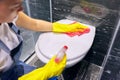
top-left (84, 12), bottom-right (118, 66)
top-left (87, 0), bottom-right (120, 10)
top-left (29, 0), bottom-right (51, 21)
top-left (52, 0), bottom-right (77, 22)
top-left (22, 1), bottom-right (28, 14)
top-left (52, 0), bottom-right (119, 26)
top-left (111, 23), bottom-right (120, 57)
top-left (29, 2), bottom-right (37, 18)
top-left (36, 0), bottom-right (49, 4)
top-left (101, 56), bottom-right (120, 80)
top-left (29, 0), bottom-right (36, 3)
top-left (84, 51), bottom-right (105, 66)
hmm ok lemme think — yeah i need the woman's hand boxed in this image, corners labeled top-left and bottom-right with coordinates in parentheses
top-left (18, 54), bottom-right (66, 80)
top-left (53, 19), bottom-right (89, 33)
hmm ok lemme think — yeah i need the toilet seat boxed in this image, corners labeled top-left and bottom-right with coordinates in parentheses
top-left (35, 21), bottom-right (95, 67)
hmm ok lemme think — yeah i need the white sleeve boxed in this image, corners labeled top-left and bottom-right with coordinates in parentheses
top-left (0, 49), bottom-right (13, 72)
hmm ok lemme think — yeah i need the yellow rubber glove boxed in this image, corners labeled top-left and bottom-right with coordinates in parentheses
top-left (18, 54), bottom-right (66, 80)
top-left (53, 20), bottom-right (89, 33)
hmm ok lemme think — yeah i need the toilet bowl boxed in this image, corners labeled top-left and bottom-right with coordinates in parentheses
top-left (35, 19), bottom-right (95, 67)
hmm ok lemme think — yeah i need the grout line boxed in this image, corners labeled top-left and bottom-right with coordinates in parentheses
top-left (49, 0), bottom-right (53, 22)
top-left (25, 0), bottom-right (31, 17)
top-left (24, 51), bottom-right (35, 63)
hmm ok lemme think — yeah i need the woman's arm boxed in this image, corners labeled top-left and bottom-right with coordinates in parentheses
top-left (16, 11), bottom-right (52, 32)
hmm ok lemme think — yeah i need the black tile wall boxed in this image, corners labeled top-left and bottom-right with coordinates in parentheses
top-left (52, 0), bottom-right (119, 26)
top-left (29, 0), bottom-right (51, 21)
top-left (84, 12), bottom-right (119, 66)
top-left (111, 25), bottom-right (120, 57)
top-left (22, 1), bottom-right (28, 14)
top-left (100, 13), bottom-right (120, 80)
top-left (86, 0), bottom-right (120, 10)
top-left (52, 0), bottom-right (76, 22)
top-left (101, 56), bottom-right (120, 80)
top-left (84, 50), bottom-right (105, 66)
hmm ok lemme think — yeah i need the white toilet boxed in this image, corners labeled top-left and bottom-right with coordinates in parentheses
top-left (35, 19), bottom-right (95, 68)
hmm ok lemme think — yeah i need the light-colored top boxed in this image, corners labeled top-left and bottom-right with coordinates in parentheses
top-left (0, 17), bottom-right (19, 72)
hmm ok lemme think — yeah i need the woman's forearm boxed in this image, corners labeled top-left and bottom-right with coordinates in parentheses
top-left (16, 11), bottom-right (52, 32)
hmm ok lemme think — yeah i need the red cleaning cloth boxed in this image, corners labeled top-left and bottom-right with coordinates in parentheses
top-left (65, 28), bottom-right (90, 37)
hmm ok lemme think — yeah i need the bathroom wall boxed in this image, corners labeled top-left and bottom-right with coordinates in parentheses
top-left (101, 13), bottom-right (120, 80)
top-left (20, 0), bottom-right (51, 61)
top-left (52, 0), bottom-right (120, 80)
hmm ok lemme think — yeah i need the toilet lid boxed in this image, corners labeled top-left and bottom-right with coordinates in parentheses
top-left (35, 20), bottom-right (95, 63)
